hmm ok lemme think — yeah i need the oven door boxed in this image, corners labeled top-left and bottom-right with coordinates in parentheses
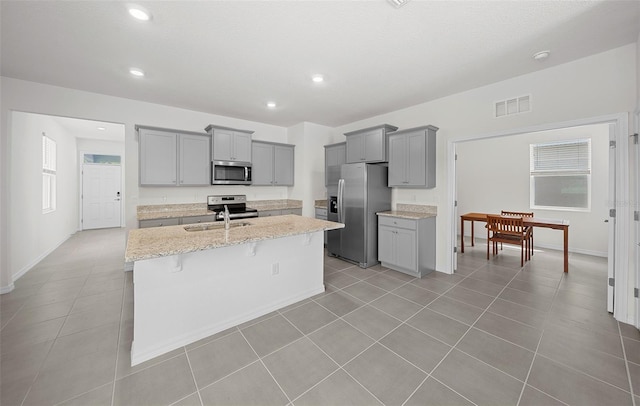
top-left (211, 161), bottom-right (252, 185)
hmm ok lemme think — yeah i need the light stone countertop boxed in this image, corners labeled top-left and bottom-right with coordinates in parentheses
top-left (246, 199), bottom-right (302, 211)
top-left (125, 215), bottom-right (343, 263)
top-left (377, 204), bottom-right (437, 220)
top-left (314, 199), bottom-right (327, 209)
top-left (137, 204), bottom-right (214, 221)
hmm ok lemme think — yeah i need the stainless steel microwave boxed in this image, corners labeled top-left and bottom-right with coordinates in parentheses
top-left (211, 161), bottom-right (252, 185)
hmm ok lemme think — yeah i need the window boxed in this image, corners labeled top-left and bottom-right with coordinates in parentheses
top-left (530, 139), bottom-right (591, 211)
top-left (42, 134), bottom-right (56, 213)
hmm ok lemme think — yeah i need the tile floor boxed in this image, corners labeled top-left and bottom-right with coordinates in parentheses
top-left (1, 228), bottom-right (639, 406)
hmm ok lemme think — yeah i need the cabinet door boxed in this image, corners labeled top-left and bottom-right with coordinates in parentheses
top-left (233, 132), bottom-right (253, 162)
top-left (406, 131), bottom-right (426, 186)
top-left (139, 129), bottom-right (177, 185)
top-left (258, 210), bottom-right (281, 217)
top-left (139, 218), bottom-right (180, 228)
top-left (212, 129), bottom-right (234, 161)
top-left (251, 142), bottom-right (274, 185)
top-left (179, 134), bottom-right (210, 186)
top-left (378, 225), bottom-right (395, 264)
top-left (363, 129), bottom-right (385, 162)
top-left (395, 228), bottom-right (417, 271)
top-left (181, 215), bottom-right (216, 224)
top-left (346, 134), bottom-right (365, 163)
top-left (273, 145), bottom-right (294, 186)
top-left (325, 143), bottom-right (346, 186)
top-left (387, 135), bottom-right (407, 187)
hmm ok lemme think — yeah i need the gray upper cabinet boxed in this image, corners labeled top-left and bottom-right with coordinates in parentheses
top-left (205, 124), bottom-right (253, 163)
top-left (388, 125), bottom-right (438, 188)
top-left (179, 134), bottom-right (211, 185)
top-left (344, 124), bottom-right (398, 163)
top-left (138, 126), bottom-right (210, 186)
top-left (251, 141), bottom-right (295, 186)
top-left (324, 142), bottom-right (346, 186)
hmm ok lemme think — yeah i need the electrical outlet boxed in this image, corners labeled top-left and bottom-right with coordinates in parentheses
top-left (271, 263), bottom-right (279, 276)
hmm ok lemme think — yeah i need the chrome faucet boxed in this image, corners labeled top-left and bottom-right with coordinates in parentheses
top-left (223, 205), bottom-right (230, 230)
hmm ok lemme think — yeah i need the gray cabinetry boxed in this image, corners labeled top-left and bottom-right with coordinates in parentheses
top-left (324, 142), bottom-right (346, 186)
top-left (388, 125), bottom-right (438, 188)
top-left (205, 125), bottom-right (253, 163)
top-left (179, 134), bottom-right (212, 185)
top-left (139, 218), bottom-right (181, 228)
top-left (344, 124), bottom-right (398, 163)
top-left (180, 215), bottom-right (217, 225)
top-left (138, 126), bottom-right (210, 186)
top-left (251, 141), bottom-right (295, 186)
top-left (378, 215), bottom-right (435, 278)
top-left (258, 208), bottom-right (302, 217)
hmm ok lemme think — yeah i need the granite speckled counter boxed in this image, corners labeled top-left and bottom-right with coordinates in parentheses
top-left (246, 199), bottom-right (302, 211)
top-left (137, 203), bottom-right (214, 221)
top-left (377, 203), bottom-right (437, 220)
top-left (314, 199), bottom-right (327, 209)
top-left (125, 214), bottom-right (343, 262)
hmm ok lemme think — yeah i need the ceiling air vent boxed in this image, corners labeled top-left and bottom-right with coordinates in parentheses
top-left (495, 95), bottom-right (531, 118)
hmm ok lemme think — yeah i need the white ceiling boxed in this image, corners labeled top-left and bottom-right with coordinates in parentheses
top-left (2, 1), bottom-right (639, 128)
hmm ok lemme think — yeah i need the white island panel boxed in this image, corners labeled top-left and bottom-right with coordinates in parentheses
top-left (131, 231), bottom-right (324, 366)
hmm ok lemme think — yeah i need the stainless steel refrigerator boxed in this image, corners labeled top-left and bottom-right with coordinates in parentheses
top-left (327, 163), bottom-right (391, 268)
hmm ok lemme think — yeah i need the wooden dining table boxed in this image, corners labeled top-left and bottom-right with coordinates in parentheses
top-left (460, 212), bottom-right (570, 273)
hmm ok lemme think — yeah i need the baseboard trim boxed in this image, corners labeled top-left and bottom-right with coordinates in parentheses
top-left (12, 233), bottom-right (74, 281)
top-left (0, 283), bottom-right (15, 294)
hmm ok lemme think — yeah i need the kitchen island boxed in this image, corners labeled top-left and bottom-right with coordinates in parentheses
top-left (125, 215), bottom-right (343, 366)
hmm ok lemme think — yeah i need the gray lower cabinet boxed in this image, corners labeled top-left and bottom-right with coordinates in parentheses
top-left (205, 125), bottom-right (253, 163)
top-left (180, 215), bottom-right (217, 225)
top-left (139, 218), bottom-right (181, 228)
top-left (258, 208), bottom-right (302, 217)
top-left (388, 125), bottom-right (438, 188)
top-left (324, 142), bottom-right (346, 186)
top-left (378, 215), bottom-right (435, 278)
top-left (138, 126), bottom-right (210, 186)
top-left (315, 207), bottom-right (328, 245)
top-left (251, 141), bottom-right (295, 186)
top-left (139, 215), bottom-right (216, 228)
top-left (344, 124), bottom-right (398, 163)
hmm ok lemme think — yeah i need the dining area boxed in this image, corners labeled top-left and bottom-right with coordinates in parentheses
top-left (460, 211), bottom-right (570, 272)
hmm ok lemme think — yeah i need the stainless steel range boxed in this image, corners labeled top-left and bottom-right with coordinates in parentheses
top-left (207, 195), bottom-right (258, 221)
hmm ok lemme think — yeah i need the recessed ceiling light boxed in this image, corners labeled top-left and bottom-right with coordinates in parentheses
top-left (533, 50), bottom-right (550, 61)
top-left (312, 74), bottom-right (324, 83)
top-left (97, 127), bottom-right (106, 131)
top-left (128, 6), bottom-right (151, 21)
top-left (266, 101), bottom-right (276, 108)
top-left (129, 67), bottom-right (145, 77)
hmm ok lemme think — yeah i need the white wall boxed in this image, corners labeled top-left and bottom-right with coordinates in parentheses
top-left (10, 112), bottom-right (79, 280)
top-left (456, 124), bottom-right (610, 256)
top-left (288, 122), bottom-right (333, 217)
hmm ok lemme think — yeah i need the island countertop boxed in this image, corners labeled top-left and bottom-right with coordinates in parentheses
top-left (125, 215), bottom-right (344, 262)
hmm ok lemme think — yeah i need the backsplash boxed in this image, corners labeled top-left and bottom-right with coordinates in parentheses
top-left (395, 203), bottom-right (437, 215)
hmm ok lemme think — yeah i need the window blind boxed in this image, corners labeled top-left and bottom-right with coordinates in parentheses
top-left (530, 139), bottom-right (591, 174)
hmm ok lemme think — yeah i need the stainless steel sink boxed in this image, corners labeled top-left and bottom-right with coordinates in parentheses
top-left (183, 222), bottom-right (252, 232)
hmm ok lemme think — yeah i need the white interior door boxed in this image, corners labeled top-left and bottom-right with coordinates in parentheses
top-left (82, 163), bottom-right (122, 230)
top-left (607, 124), bottom-right (616, 313)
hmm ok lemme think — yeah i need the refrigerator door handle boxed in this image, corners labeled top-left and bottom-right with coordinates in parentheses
top-left (337, 178), bottom-right (345, 223)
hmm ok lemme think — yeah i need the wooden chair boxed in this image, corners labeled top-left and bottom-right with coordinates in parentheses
top-left (501, 210), bottom-right (534, 257)
top-left (486, 215), bottom-right (531, 267)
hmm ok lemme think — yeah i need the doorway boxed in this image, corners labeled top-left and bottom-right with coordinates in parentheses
top-left (82, 154), bottom-right (122, 230)
top-left (447, 113), bottom-right (630, 323)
